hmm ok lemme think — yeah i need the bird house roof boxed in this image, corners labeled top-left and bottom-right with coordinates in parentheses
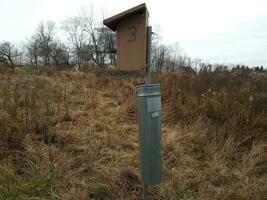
top-left (103, 3), bottom-right (148, 31)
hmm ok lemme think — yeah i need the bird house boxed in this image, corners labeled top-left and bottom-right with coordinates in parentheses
top-left (104, 3), bottom-right (149, 71)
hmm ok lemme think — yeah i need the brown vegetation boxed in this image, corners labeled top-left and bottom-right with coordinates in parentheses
top-left (0, 68), bottom-right (266, 199)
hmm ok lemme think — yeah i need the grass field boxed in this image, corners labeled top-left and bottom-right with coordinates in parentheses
top-left (0, 67), bottom-right (266, 199)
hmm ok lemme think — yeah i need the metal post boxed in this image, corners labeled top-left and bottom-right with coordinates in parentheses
top-left (143, 25), bottom-right (152, 200)
top-left (145, 26), bottom-right (152, 85)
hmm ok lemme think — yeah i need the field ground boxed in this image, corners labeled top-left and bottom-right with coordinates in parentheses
top-left (0, 68), bottom-right (266, 199)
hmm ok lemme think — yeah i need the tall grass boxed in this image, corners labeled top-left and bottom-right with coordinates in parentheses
top-left (0, 68), bottom-right (266, 199)
top-left (158, 70), bottom-right (267, 199)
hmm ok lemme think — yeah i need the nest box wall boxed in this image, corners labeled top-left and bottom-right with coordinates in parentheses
top-left (104, 3), bottom-right (149, 71)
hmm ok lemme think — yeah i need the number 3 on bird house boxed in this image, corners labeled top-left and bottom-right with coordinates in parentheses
top-left (128, 25), bottom-right (137, 41)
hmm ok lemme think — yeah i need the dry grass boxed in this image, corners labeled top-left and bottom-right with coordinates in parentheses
top-left (0, 68), bottom-right (266, 199)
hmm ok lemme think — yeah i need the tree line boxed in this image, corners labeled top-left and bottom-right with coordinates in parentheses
top-left (0, 10), bottom-right (266, 73)
top-left (0, 9), bottom-right (117, 70)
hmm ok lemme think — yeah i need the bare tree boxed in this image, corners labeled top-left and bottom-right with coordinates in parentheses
top-left (35, 21), bottom-right (56, 66)
top-left (191, 58), bottom-right (202, 70)
top-left (81, 8), bottom-right (116, 67)
top-left (26, 36), bottom-right (39, 67)
top-left (62, 16), bottom-right (86, 69)
top-left (169, 42), bottom-right (182, 71)
top-left (50, 42), bottom-right (70, 69)
top-left (93, 27), bottom-right (116, 66)
top-left (0, 41), bottom-right (18, 68)
top-left (82, 9), bottom-right (101, 66)
top-left (153, 44), bottom-right (169, 72)
top-left (16, 48), bottom-right (25, 67)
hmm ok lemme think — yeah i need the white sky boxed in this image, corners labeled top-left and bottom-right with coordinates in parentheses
top-left (1, 0), bottom-right (267, 66)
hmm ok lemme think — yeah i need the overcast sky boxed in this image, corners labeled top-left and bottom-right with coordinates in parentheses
top-left (1, 0), bottom-right (267, 66)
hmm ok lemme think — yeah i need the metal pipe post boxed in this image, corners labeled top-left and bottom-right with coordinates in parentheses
top-left (145, 26), bottom-right (152, 85)
top-left (143, 25), bottom-right (153, 200)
